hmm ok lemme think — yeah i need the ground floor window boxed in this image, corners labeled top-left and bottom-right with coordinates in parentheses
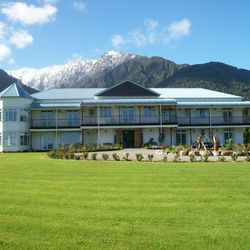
top-left (177, 130), bottom-right (187, 145)
top-left (3, 132), bottom-right (17, 147)
top-left (20, 132), bottom-right (29, 146)
top-left (60, 132), bottom-right (80, 146)
top-left (41, 133), bottom-right (54, 150)
top-left (224, 130), bottom-right (233, 144)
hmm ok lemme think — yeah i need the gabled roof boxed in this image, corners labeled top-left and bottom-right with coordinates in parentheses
top-left (95, 80), bottom-right (160, 97)
top-left (0, 82), bottom-right (33, 99)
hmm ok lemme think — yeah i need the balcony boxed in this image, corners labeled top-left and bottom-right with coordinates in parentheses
top-left (178, 116), bottom-right (250, 126)
top-left (31, 119), bottom-right (81, 128)
top-left (82, 115), bottom-right (177, 126)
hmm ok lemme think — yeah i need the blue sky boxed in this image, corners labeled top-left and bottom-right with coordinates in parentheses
top-left (0, 0), bottom-right (250, 70)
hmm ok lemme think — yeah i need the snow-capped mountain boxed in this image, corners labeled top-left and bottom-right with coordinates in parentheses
top-left (9, 51), bottom-right (134, 90)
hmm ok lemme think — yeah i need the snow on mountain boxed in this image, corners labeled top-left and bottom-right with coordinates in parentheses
top-left (9, 51), bottom-right (133, 91)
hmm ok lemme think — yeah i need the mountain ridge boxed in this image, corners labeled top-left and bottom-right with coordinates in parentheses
top-left (1, 51), bottom-right (250, 99)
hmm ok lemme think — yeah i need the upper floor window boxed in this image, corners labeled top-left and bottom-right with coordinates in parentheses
top-left (20, 110), bottom-right (29, 122)
top-left (197, 109), bottom-right (208, 118)
top-left (100, 107), bottom-right (112, 117)
top-left (144, 106), bottom-right (156, 116)
top-left (4, 109), bottom-right (17, 122)
top-left (67, 110), bottom-right (79, 120)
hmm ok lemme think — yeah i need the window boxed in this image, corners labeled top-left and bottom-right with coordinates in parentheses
top-left (20, 132), bottom-right (29, 146)
top-left (67, 110), bottom-right (79, 126)
top-left (177, 130), bottom-right (187, 145)
top-left (144, 106), bottom-right (156, 116)
top-left (197, 109), bottom-right (208, 118)
top-left (3, 132), bottom-right (17, 147)
top-left (100, 107), bottom-right (112, 117)
top-left (0, 109), bottom-right (2, 122)
top-left (4, 109), bottom-right (17, 122)
top-left (0, 132), bottom-right (2, 146)
top-left (20, 110), bottom-right (29, 122)
top-left (122, 106), bottom-right (134, 123)
top-left (41, 111), bottom-right (54, 127)
top-left (224, 130), bottom-right (233, 144)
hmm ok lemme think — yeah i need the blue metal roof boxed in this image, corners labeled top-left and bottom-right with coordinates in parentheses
top-left (31, 88), bottom-right (104, 100)
top-left (81, 98), bottom-right (176, 105)
top-left (30, 102), bottom-right (81, 109)
top-left (0, 82), bottom-right (33, 99)
top-left (177, 101), bottom-right (250, 107)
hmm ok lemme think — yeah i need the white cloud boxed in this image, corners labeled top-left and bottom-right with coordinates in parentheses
top-left (73, 1), bottom-right (86, 12)
top-left (43, 0), bottom-right (59, 4)
top-left (0, 43), bottom-right (11, 61)
top-left (111, 18), bottom-right (191, 48)
top-left (1, 2), bottom-right (57, 26)
top-left (168, 18), bottom-right (191, 39)
top-left (0, 22), bottom-right (6, 39)
top-left (7, 58), bottom-right (15, 65)
top-left (9, 30), bottom-right (33, 48)
top-left (111, 34), bottom-right (125, 47)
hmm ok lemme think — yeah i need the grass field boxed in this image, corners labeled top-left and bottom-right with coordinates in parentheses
top-left (1, 153), bottom-right (250, 249)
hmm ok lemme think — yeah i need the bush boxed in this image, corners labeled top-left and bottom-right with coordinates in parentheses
top-left (245, 155), bottom-right (250, 162)
top-left (91, 153), bottom-right (97, 160)
top-left (123, 153), bottom-right (130, 161)
top-left (102, 153), bottom-right (109, 160)
top-left (201, 153), bottom-right (209, 162)
top-left (47, 150), bottom-right (56, 159)
top-left (231, 153), bottom-right (238, 162)
top-left (148, 154), bottom-right (154, 162)
top-left (162, 155), bottom-right (168, 162)
top-left (173, 152), bottom-right (180, 162)
top-left (74, 154), bottom-right (81, 160)
top-left (217, 156), bottom-right (226, 162)
top-left (189, 154), bottom-right (196, 162)
top-left (112, 153), bottom-right (120, 161)
top-left (83, 152), bottom-right (88, 160)
top-left (136, 154), bottom-right (144, 161)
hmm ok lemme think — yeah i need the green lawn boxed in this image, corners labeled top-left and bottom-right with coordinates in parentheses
top-left (1, 153), bottom-right (250, 249)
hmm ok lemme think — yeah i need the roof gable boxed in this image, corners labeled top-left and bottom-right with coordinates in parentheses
top-left (95, 81), bottom-right (160, 97)
top-left (0, 82), bottom-right (33, 99)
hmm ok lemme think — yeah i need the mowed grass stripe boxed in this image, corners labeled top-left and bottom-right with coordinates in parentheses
top-left (1, 153), bottom-right (250, 249)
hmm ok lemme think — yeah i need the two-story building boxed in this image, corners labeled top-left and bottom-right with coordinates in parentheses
top-left (0, 80), bottom-right (250, 151)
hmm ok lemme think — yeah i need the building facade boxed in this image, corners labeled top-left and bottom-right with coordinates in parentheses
top-left (0, 81), bottom-right (250, 152)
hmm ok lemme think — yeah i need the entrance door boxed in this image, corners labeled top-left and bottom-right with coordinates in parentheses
top-left (123, 130), bottom-right (135, 148)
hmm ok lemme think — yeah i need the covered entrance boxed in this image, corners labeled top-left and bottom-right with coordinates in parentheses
top-left (122, 130), bottom-right (135, 148)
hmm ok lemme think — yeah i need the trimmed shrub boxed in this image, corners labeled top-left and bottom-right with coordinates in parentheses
top-left (102, 153), bottom-right (109, 160)
top-left (112, 153), bottom-right (120, 161)
top-left (245, 155), bottom-right (250, 162)
top-left (123, 153), bottom-right (130, 161)
top-left (136, 154), bottom-right (144, 161)
top-left (162, 155), bottom-right (168, 162)
top-left (189, 154), bottom-right (196, 162)
top-left (231, 153), bottom-right (238, 162)
top-left (83, 152), bottom-right (88, 160)
top-left (91, 153), bottom-right (97, 160)
top-left (74, 154), bottom-right (81, 160)
top-left (217, 156), bottom-right (226, 162)
top-left (201, 153), bottom-right (209, 162)
top-left (147, 154), bottom-right (154, 162)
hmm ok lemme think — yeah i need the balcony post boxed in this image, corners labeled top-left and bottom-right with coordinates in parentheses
top-left (97, 105), bottom-right (100, 146)
top-left (55, 108), bottom-right (58, 149)
top-left (209, 105), bottom-right (212, 138)
top-left (159, 104), bottom-right (163, 133)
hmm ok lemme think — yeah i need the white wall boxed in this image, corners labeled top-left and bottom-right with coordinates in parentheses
top-left (83, 129), bottom-right (97, 146)
top-left (143, 128), bottom-right (159, 144)
top-left (98, 129), bottom-right (114, 145)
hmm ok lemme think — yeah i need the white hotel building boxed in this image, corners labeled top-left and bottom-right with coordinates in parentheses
top-left (0, 80), bottom-right (250, 152)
